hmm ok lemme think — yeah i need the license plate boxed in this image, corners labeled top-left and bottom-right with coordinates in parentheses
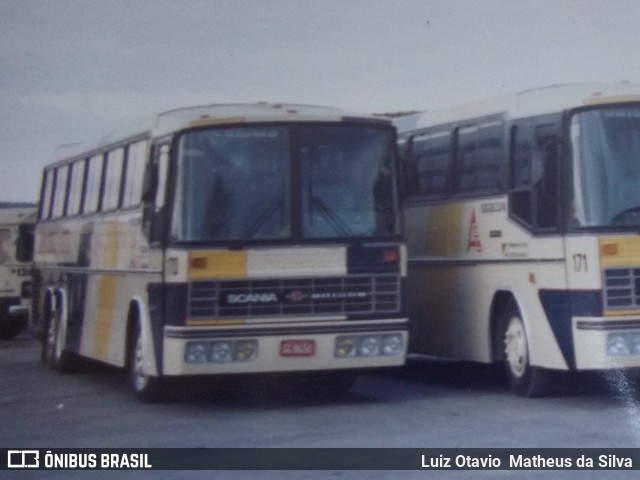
top-left (280, 339), bottom-right (315, 357)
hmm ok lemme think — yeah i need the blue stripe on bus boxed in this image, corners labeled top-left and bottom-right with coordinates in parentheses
top-left (538, 289), bottom-right (603, 371)
top-left (148, 283), bottom-right (188, 374)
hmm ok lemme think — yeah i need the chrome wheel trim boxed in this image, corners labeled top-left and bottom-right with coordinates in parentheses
top-left (132, 332), bottom-right (149, 392)
top-left (504, 315), bottom-right (528, 378)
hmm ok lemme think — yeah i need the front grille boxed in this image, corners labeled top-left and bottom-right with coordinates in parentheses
top-left (603, 268), bottom-right (640, 310)
top-left (188, 274), bottom-right (401, 319)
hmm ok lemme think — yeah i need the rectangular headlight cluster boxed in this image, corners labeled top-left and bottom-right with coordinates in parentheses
top-left (185, 339), bottom-right (258, 364)
top-left (606, 332), bottom-right (640, 356)
top-left (335, 333), bottom-right (403, 358)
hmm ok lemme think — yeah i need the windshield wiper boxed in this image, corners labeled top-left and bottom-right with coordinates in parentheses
top-left (244, 200), bottom-right (284, 238)
top-left (307, 179), bottom-right (354, 236)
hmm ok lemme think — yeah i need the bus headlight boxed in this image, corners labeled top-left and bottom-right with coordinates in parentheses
top-left (629, 333), bottom-right (640, 355)
top-left (605, 332), bottom-right (640, 356)
top-left (358, 335), bottom-right (381, 357)
top-left (335, 336), bottom-right (357, 358)
top-left (235, 340), bottom-right (258, 362)
top-left (335, 333), bottom-right (404, 358)
top-left (185, 339), bottom-right (258, 364)
top-left (184, 342), bottom-right (210, 363)
top-left (381, 333), bottom-right (403, 356)
top-left (210, 341), bottom-right (234, 363)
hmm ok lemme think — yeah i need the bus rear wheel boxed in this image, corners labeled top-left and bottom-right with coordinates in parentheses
top-left (128, 322), bottom-right (165, 402)
top-left (499, 301), bottom-right (553, 397)
top-left (45, 302), bottom-right (74, 373)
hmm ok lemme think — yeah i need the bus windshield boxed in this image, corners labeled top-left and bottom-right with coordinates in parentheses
top-left (172, 124), bottom-right (398, 242)
top-left (571, 105), bottom-right (640, 228)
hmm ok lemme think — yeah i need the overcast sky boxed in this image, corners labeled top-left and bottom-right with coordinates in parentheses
top-left (2, 0), bottom-right (640, 202)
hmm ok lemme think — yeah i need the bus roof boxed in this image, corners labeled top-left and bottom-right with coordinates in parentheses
top-left (52, 103), bottom-right (390, 163)
top-left (394, 82), bottom-right (640, 133)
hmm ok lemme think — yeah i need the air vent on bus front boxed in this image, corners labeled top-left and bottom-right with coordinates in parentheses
top-left (188, 274), bottom-right (401, 319)
top-left (604, 268), bottom-right (640, 310)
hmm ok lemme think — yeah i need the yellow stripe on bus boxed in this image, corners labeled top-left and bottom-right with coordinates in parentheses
top-left (189, 117), bottom-right (246, 128)
top-left (599, 236), bottom-right (640, 268)
top-left (188, 250), bottom-right (247, 280)
top-left (101, 221), bottom-right (119, 269)
top-left (94, 276), bottom-right (116, 361)
top-left (423, 203), bottom-right (465, 257)
top-left (584, 95), bottom-right (640, 106)
top-left (604, 309), bottom-right (640, 317)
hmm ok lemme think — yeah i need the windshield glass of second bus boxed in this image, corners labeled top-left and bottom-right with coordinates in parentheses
top-left (172, 124), bottom-right (398, 242)
top-left (571, 105), bottom-right (640, 228)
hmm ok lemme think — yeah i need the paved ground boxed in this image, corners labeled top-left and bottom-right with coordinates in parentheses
top-left (2, 334), bottom-right (640, 479)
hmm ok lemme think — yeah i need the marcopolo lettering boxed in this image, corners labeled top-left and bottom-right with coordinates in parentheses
top-left (311, 291), bottom-right (368, 300)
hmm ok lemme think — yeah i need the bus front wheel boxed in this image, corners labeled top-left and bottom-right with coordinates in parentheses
top-left (499, 301), bottom-right (553, 397)
top-left (128, 322), bottom-right (165, 402)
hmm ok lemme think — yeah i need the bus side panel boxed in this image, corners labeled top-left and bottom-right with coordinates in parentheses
top-left (405, 198), bottom-right (570, 369)
top-left (35, 212), bottom-right (163, 368)
top-left (406, 262), bottom-right (456, 358)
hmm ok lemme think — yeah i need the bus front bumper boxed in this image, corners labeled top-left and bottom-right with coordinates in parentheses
top-left (161, 319), bottom-right (408, 376)
top-left (574, 316), bottom-right (640, 370)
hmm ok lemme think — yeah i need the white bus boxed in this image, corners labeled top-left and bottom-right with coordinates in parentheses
top-left (0, 206), bottom-right (36, 340)
top-left (396, 83), bottom-right (640, 396)
top-left (34, 103), bottom-right (408, 401)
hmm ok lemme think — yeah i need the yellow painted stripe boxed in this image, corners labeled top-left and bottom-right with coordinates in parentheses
top-left (604, 309), bottom-right (640, 317)
top-left (424, 203), bottom-right (465, 257)
top-left (188, 250), bottom-right (247, 280)
top-left (599, 236), bottom-right (640, 268)
top-left (584, 95), bottom-right (640, 106)
top-left (189, 117), bottom-right (246, 128)
top-left (94, 276), bottom-right (116, 360)
top-left (101, 222), bottom-right (119, 269)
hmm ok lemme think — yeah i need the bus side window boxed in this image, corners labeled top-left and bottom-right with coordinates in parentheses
top-left (510, 123), bottom-right (534, 225)
top-left (533, 124), bottom-right (559, 229)
top-left (455, 125), bottom-right (479, 192)
top-left (408, 130), bottom-right (451, 199)
top-left (509, 120), bottom-right (560, 231)
top-left (39, 170), bottom-right (55, 220)
top-left (142, 142), bottom-right (170, 242)
top-left (51, 165), bottom-right (70, 218)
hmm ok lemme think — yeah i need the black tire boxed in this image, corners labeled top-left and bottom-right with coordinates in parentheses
top-left (128, 321), bottom-right (165, 402)
top-left (44, 302), bottom-right (75, 373)
top-left (499, 300), bottom-right (554, 397)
